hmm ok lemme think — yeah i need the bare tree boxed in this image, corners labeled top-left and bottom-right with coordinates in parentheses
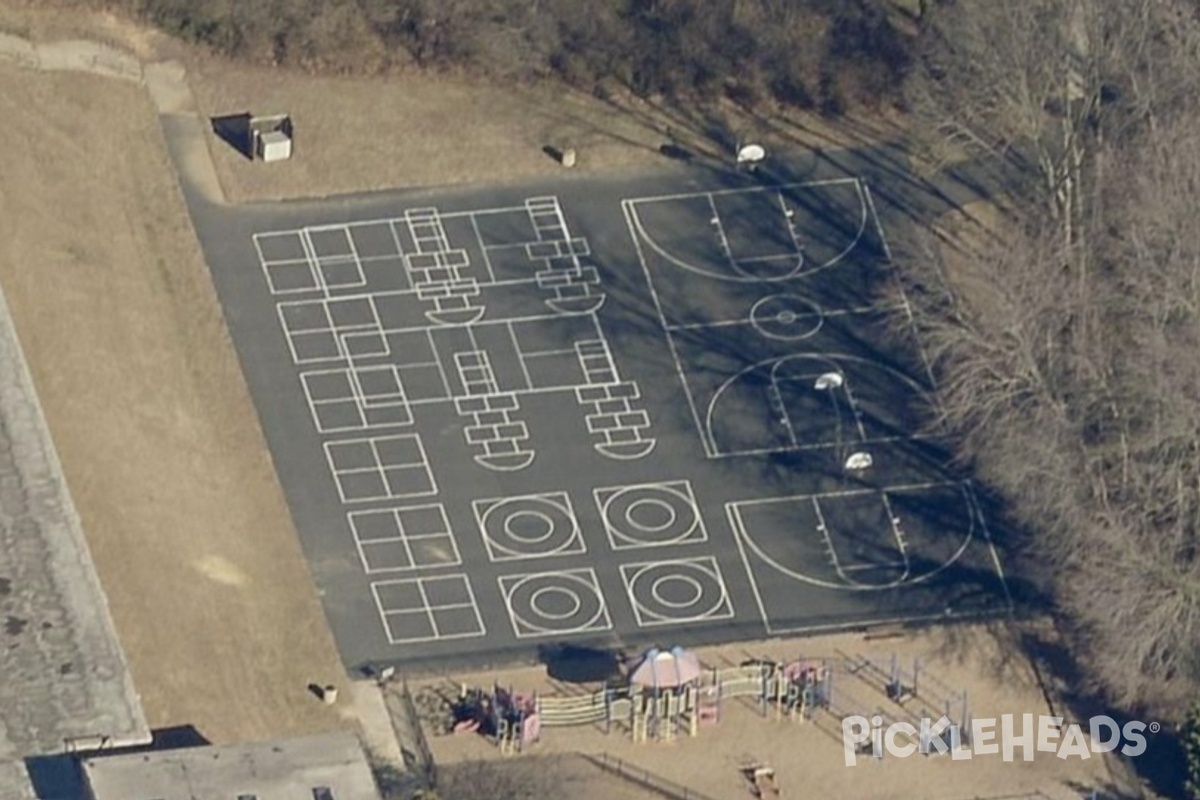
top-left (901, 0), bottom-right (1200, 714)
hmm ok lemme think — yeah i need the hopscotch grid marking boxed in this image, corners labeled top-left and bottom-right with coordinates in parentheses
top-left (250, 191), bottom-right (1003, 652)
top-left (262, 275), bottom-right (549, 307)
top-left (255, 197), bottom-right (588, 246)
top-left (619, 556), bottom-right (734, 627)
top-left (313, 381), bottom-right (637, 419)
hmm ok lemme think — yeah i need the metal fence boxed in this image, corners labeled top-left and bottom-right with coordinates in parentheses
top-left (582, 752), bottom-right (722, 800)
top-left (396, 679), bottom-right (438, 790)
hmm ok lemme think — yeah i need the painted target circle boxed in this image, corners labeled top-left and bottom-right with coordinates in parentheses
top-left (503, 510), bottom-right (555, 544)
top-left (625, 559), bottom-right (730, 623)
top-left (479, 496), bottom-right (581, 558)
top-left (530, 586), bottom-right (583, 620)
top-left (505, 572), bottom-right (607, 634)
top-left (650, 575), bottom-right (705, 609)
top-left (625, 498), bottom-right (677, 533)
top-left (602, 484), bottom-right (700, 547)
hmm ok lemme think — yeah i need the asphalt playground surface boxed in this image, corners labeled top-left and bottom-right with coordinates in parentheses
top-left (186, 148), bottom-right (1012, 675)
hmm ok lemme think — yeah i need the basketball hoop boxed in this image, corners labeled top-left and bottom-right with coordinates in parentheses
top-left (844, 452), bottom-right (873, 471)
top-left (736, 143), bottom-right (766, 167)
top-left (814, 372), bottom-right (843, 391)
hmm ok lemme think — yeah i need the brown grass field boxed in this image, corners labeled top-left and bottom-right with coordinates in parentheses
top-left (0, 63), bottom-right (349, 744)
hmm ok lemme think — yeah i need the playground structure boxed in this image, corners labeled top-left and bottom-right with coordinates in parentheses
top-left (451, 684), bottom-right (542, 755)
top-left (446, 648), bottom-right (970, 755)
top-left (837, 652), bottom-right (974, 758)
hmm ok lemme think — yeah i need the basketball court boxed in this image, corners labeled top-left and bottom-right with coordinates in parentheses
top-left (196, 168), bottom-right (1012, 674)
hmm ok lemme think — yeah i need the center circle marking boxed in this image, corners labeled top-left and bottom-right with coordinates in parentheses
top-left (749, 294), bottom-right (823, 341)
top-left (502, 510), bottom-right (556, 543)
top-left (625, 498), bottom-right (677, 533)
top-left (649, 575), bottom-right (704, 609)
top-left (530, 586), bottom-right (582, 620)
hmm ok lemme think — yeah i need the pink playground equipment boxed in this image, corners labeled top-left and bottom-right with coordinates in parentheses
top-left (623, 645), bottom-right (708, 742)
top-left (451, 683), bottom-right (541, 755)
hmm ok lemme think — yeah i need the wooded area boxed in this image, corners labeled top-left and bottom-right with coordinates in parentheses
top-left (102, 0), bottom-right (911, 111)
top-left (904, 0), bottom-right (1200, 719)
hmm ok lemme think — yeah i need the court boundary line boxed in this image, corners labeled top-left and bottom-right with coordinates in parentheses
top-left (726, 480), bottom-right (982, 597)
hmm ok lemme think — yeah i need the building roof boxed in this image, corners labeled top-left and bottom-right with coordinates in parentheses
top-left (0, 288), bottom-right (149, 759)
top-left (82, 731), bottom-right (383, 800)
